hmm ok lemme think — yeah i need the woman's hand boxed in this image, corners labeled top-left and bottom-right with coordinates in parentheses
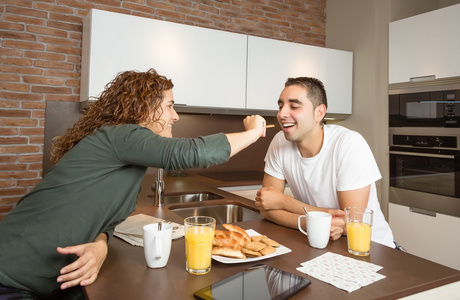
top-left (243, 115), bottom-right (266, 138)
top-left (56, 233), bottom-right (108, 290)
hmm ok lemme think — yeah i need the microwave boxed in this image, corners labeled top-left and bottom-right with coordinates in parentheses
top-left (389, 89), bottom-right (460, 127)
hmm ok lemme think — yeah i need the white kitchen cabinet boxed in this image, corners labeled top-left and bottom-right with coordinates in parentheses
top-left (81, 9), bottom-right (352, 118)
top-left (246, 36), bottom-right (353, 116)
top-left (389, 203), bottom-right (460, 271)
top-left (81, 9), bottom-right (247, 109)
top-left (389, 3), bottom-right (460, 84)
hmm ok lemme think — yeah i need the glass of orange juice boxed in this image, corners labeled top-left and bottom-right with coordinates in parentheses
top-left (345, 207), bottom-right (373, 256)
top-left (184, 216), bottom-right (216, 275)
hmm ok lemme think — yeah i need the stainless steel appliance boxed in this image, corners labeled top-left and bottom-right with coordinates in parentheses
top-left (389, 88), bottom-right (460, 128)
top-left (389, 127), bottom-right (460, 217)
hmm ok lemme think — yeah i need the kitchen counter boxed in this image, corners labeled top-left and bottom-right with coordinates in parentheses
top-left (84, 173), bottom-right (460, 300)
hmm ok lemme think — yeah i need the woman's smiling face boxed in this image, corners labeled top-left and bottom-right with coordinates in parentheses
top-left (143, 89), bottom-right (179, 137)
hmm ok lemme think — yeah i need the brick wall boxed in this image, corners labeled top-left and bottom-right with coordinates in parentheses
top-left (0, 0), bottom-right (326, 220)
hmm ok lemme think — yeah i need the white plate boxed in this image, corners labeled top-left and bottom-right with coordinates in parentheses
top-left (212, 229), bottom-right (292, 264)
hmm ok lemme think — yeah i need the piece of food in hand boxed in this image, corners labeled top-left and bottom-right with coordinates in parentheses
top-left (261, 237), bottom-right (280, 247)
top-left (222, 224), bottom-right (251, 242)
top-left (251, 235), bottom-right (267, 242)
top-left (244, 241), bottom-right (267, 252)
top-left (259, 245), bottom-right (276, 256)
top-left (212, 246), bottom-right (246, 259)
top-left (242, 248), bottom-right (262, 257)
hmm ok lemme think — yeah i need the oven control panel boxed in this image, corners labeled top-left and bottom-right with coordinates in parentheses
top-left (392, 135), bottom-right (457, 148)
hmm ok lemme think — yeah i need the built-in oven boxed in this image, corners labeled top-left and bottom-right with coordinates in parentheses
top-left (389, 127), bottom-right (460, 217)
top-left (389, 88), bottom-right (460, 127)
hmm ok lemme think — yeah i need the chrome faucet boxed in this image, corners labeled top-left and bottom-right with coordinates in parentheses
top-left (152, 168), bottom-right (164, 207)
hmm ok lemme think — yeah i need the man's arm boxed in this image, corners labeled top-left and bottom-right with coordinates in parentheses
top-left (256, 173), bottom-right (346, 240)
top-left (255, 173), bottom-right (330, 228)
top-left (337, 184), bottom-right (371, 236)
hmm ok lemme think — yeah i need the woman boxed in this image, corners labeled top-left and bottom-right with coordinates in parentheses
top-left (0, 69), bottom-right (267, 299)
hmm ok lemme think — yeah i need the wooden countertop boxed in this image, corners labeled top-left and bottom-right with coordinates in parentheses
top-left (84, 173), bottom-right (460, 300)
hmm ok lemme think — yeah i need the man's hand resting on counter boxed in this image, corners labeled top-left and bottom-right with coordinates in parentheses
top-left (56, 233), bottom-right (108, 290)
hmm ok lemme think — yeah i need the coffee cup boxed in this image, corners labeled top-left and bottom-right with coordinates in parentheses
top-left (298, 211), bottom-right (332, 249)
top-left (143, 223), bottom-right (172, 268)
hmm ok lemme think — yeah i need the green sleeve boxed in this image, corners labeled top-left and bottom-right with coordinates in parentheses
top-left (111, 125), bottom-right (231, 170)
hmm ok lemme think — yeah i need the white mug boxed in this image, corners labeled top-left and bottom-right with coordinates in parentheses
top-left (298, 212), bottom-right (332, 249)
top-left (143, 223), bottom-right (172, 268)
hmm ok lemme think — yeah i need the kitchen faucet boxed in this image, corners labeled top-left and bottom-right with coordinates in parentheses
top-left (152, 168), bottom-right (164, 207)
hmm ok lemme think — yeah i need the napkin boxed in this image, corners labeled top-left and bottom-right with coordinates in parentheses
top-left (114, 213), bottom-right (184, 247)
top-left (296, 252), bottom-right (386, 293)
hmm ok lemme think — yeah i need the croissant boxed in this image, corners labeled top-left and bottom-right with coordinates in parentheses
top-left (212, 246), bottom-right (246, 259)
top-left (213, 234), bottom-right (243, 249)
top-left (215, 230), bottom-right (247, 246)
top-left (222, 224), bottom-right (251, 242)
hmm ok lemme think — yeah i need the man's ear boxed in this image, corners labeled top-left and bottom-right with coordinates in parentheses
top-left (314, 104), bottom-right (327, 123)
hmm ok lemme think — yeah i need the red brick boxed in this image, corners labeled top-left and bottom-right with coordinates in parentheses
top-left (6, 6), bottom-right (48, 19)
top-left (26, 25), bottom-right (68, 38)
top-left (0, 31), bottom-right (36, 42)
top-left (21, 102), bottom-right (46, 109)
top-left (31, 86), bottom-right (72, 94)
top-left (0, 163), bottom-right (27, 171)
top-left (33, 2), bottom-right (74, 14)
top-left (121, 2), bottom-right (156, 14)
top-left (23, 76), bottom-right (65, 86)
top-left (46, 20), bottom-right (82, 32)
top-left (0, 48), bottom-right (23, 56)
top-left (0, 128), bottom-right (18, 136)
top-left (0, 74), bottom-right (21, 82)
top-left (0, 57), bottom-right (33, 67)
top-left (34, 60), bottom-right (75, 70)
top-left (0, 83), bottom-right (30, 92)
top-left (18, 154), bottom-right (43, 163)
top-left (48, 12), bottom-right (83, 24)
top-left (0, 65), bottom-right (43, 76)
top-left (0, 20), bottom-right (25, 31)
top-left (0, 205), bottom-right (15, 214)
top-left (0, 118), bottom-right (37, 127)
top-left (20, 128), bottom-right (45, 136)
top-left (2, 40), bottom-right (45, 51)
top-left (0, 110), bottom-right (31, 118)
top-left (0, 91), bottom-right (43, 101)
top-left (17, 178), bottom-right (42, 187)
top-left (0, 179), bottom-right (15, 188)
top-left (0, 146), bottom-right (40, 154)
top-left (0, 187), bottom-right (28, 197)
top-left (28, 163), bottom-right (43, 171)
top-left (45, 94), bottom-right (80, 102)
top-left (3, 14), bottom-right (46, 26)
top-left (43, 70), bottom-right (80, 79)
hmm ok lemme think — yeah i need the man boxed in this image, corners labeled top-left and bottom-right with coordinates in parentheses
top-left (255, 77), bottom-right (394, 248)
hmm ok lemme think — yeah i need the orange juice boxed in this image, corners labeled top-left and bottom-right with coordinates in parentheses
top-left (347, 222), bottom-right (372, 255)
top-left (185, 226), bottom-right (214, 273)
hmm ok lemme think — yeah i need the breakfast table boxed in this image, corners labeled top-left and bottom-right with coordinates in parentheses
top-left (83, 174), bottom-right (460, 299)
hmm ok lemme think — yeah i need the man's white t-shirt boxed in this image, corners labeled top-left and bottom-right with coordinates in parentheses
top-left (264, 125), bottom-right (394, 248)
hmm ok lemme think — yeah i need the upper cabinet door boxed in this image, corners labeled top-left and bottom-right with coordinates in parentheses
top-left (246, 36), bottom-right (353, 116)
top-left (389, 4), bottom-right (460, 84)
top-left (81, 9), bottom-right (247, 109)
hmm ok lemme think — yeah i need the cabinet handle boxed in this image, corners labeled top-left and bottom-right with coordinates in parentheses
top-left (409, 75), bottom-right (436, 82)
top-left (409, 207), bottom-right (436, 217)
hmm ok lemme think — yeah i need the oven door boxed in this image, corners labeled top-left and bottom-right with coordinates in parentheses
top-left (389, 148), bottom-right (459, 198)
top-left (398, 92), bottom-right (445, 127)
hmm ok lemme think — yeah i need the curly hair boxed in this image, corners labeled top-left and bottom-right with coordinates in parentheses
top-left (50, 68), bottom-right (174, 164)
